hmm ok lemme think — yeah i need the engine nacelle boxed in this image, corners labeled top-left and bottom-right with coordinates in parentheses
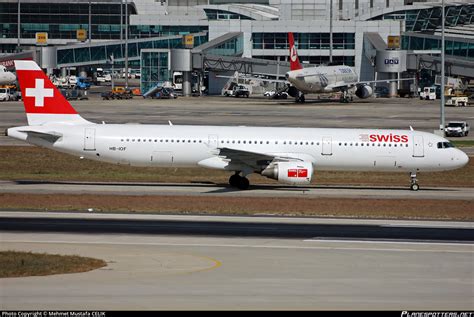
top-left (287, 86), bottom-right (299, 97)
top-left (355, 85), bottom-right (373, 99)
top-left (261, 161), bottom-right (313, 185)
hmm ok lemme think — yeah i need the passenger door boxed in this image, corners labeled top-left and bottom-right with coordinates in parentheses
top-left (84, 128), bottom-right (96, 151)
top-left (321, 136), bottom-right (332, 155)
top-left (413, 135), bottom-right (424, 157)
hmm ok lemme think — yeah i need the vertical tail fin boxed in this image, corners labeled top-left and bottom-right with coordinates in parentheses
top-left (14, 60), bottom-right (91, 126)
top-left (288, 32), bottom-right (303, 71)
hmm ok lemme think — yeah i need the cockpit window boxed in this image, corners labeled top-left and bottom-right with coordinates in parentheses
top-left (437, 142), bottom-right (454, 149)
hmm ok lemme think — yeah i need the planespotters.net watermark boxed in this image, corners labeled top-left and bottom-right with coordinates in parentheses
top-left (402, 312), bottom-right (474, 317)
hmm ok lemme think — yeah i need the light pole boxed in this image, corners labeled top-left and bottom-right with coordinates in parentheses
top-left (120, 0), bottom-right (123, 41)
top-left (440, 0), bottom-right (445, 134)
top-left (329, 0), bottom-right (333, 64)
top-left (17, 0), bottom-right (21, 51)
top-left (110, 54), bottom-right (115, 91)
top-left (125, 0), bottom-right (129, 89)
top-left (88, 0), bottom-right (91, 44)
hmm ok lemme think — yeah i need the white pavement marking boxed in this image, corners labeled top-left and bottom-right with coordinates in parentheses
top-left (303, 238), bottom-right (474, 247)
top-left (2, 238), bottom-right (472, 254)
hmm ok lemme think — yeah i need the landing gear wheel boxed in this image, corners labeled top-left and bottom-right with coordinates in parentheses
top-left (295, 92), bottom-right (305, 103)
top-left (237, 177), bottom-right (250, 190)
top-left (229, 174), bottom-right (240, 187)
top-left (410, 172), bottom-right (419, 191)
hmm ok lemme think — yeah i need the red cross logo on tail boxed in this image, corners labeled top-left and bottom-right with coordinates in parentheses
top-left (25, 79), bottom-right (54, 107)
top-left (14, 60), bottom-right (77, 115)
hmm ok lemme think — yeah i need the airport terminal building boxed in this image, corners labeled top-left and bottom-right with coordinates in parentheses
top-left (0, 0), bottom-right (473, 92)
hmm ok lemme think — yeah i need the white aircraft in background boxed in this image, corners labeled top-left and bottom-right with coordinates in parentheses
top-left (7, 60), bottom-right (468, 191)
top-left (227, 33), bottom-right (413, 103)
top-left (0, 65), bottom-right (16, 85)
top-left (283, 32), bottom-right (416, 103)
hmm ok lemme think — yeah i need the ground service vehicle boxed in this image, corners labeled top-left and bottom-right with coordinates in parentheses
top-left (224, 85), bottom-right (249, 97)
top-left (0, 88), bottom-right (13, 101)
top-left (76, 77), bottom-right (91, 90)
top-left (445, 121), bottom-right (470, 137)
top-left (101, 87), bottom-right (133, 100)
top-left (446, 96), bottom-right (469, 107)
top-left (420, 87), bottom-right (436, 100)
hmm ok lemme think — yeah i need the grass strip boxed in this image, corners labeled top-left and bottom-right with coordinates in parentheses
top-left (1, 193), bottom-right (473, 220)
top-left (0, 251), bottom-right (107, 278)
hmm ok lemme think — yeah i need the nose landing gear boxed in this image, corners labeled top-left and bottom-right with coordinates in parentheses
top-left (410, 172), bottom-right (420, 191)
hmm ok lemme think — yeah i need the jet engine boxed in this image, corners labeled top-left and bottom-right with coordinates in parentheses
top-left (355, 85), bottom-right (373, 99)
top-left (287, 86), bottom-right (299, 98)
top-left (261, 161), bottom-right (313, 185)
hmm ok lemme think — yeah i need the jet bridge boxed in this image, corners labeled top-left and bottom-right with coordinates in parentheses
top-left (186, 32), bottom-right (290, 95)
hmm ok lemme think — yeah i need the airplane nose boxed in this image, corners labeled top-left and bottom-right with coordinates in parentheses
top-left (457, 150), bottom-right (469, 168)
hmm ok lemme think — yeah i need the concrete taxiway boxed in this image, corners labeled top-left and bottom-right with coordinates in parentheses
top-left (0, 212), bottom-right (473, 310)
top-left (1, 179), bottom-right (473, 200)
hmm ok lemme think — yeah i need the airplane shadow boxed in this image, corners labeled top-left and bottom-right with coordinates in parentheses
top-left (14, 179), bottom-right (453, 193)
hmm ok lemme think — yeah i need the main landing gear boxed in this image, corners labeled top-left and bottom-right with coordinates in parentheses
top-left (410, 172), bottom-right (420, 191)
top-left (340, 90), bottom-right (353, 103)
top-left (295, 92), bottom-right (305, 103)
top-left (229, 172), bottom-right (250, 190)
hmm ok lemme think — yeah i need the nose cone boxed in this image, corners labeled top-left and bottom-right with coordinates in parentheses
top-left (457, 150), bottom-right (469, 168)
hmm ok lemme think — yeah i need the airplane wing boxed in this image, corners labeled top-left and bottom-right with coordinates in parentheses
top-left (19, 130), bottom-right (62, 142)
top-left (218, 147), bottom-right (303, 170)
top-left (329, 77), bottom-right (416, 90)
top-left (215, 74), bottom-right (288, 84)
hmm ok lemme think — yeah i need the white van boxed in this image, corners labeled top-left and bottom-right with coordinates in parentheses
top-left (420, 87), bottom-right (436, 100)
top-left (0, 88), bottom-right (12, 101)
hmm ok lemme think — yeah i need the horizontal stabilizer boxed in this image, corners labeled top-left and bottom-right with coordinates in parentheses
top-left (19, 130), bottom-right (62, 142)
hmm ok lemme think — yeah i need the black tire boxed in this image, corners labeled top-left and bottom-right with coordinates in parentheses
top-left (237, 177), bottom-right (250, 190)
top-left (410, 183), bottom-right (420, 191)
top-left (229, 174), bottom-right (240, 187)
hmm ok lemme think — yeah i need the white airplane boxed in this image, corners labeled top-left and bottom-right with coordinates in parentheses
top-left (283, 32), bottom-right (417, 103)
top-left (0, 65), bottom-right (16, 85)
top-left (7, 60), bottom-right (469, 191)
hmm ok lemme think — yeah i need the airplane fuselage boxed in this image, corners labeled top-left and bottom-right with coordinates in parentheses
top-left (8, 124), bottom-right (468, 173)
top-left (0, 66), bottom-right (16, 85)
top-left (286, 65), bottom-right (358, 94)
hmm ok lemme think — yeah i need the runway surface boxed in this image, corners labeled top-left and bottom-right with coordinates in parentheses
top-left (1, 179), bottom-right (473, 200)
top-left (1, 212), bottom-right (473, 310)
